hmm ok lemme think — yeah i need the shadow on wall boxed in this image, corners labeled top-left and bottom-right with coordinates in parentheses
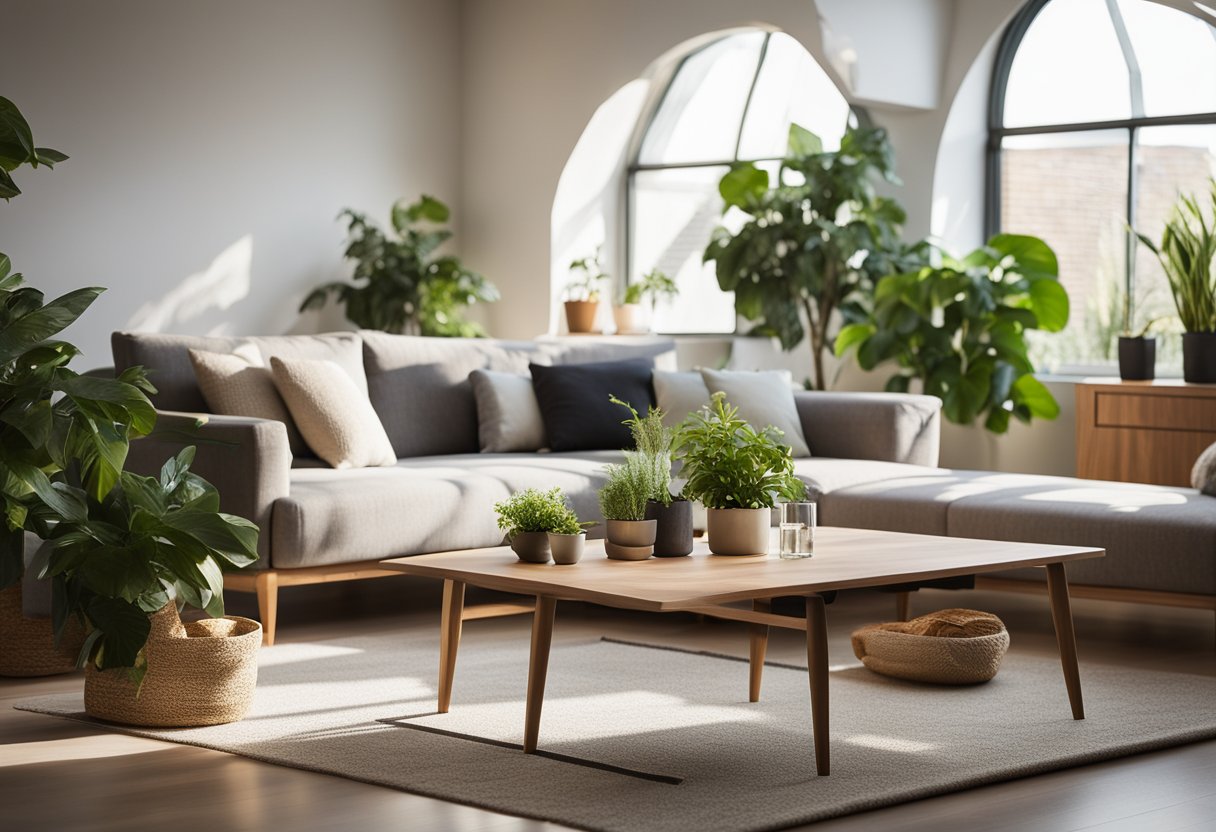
top-left (126, 234), bottom-right (253, 336)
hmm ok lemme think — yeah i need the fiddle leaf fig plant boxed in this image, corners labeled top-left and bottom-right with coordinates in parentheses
top-left (0, 95), bottom-right (68, 200)
top-left (835, 234), bottom-right (1069, 433)
top-left (301, 195), bottom-right (499, 337)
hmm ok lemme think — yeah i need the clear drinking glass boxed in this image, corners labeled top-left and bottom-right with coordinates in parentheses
top-left (779, 502), bottom-right (815, 559)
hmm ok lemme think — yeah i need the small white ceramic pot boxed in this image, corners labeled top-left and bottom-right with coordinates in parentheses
top-left (547, 532), bottom-right (586, 565)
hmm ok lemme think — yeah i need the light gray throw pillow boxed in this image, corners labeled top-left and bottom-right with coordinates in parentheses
top-left (469, 369), bottom-right (547, 453)
top-left (699, 368), bottom-right (811, 458)
top-left (653, 370), bottom-right (710, 429)
top-left (1193, 442), bottom-right (1216, 497)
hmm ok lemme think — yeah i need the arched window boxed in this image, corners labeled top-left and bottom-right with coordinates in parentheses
top-left (988, 0), bottom-right (1216, 370)
top-left (627, 31), bottom-right (855, 334)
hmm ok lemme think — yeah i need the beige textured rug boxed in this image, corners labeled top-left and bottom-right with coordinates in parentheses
top-left (16, 631), bottom-right (1216, 832)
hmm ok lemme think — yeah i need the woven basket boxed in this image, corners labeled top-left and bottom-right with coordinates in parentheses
top-left (851, 608), bottom-right (1009, 685)
top-left (84, 602), bottom-right (261, 727)
top-left (0, 583), bottom-right (84, 678)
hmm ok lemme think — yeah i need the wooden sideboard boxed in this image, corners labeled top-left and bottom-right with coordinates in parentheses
top-left (1075, 379), bottom-right (1216, 486)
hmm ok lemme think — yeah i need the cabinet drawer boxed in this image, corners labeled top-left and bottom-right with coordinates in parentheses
top-left (1095, 392), bottom-right (1216, 432)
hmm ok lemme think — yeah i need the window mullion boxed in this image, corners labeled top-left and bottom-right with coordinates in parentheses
top-left (1104, 0), bottom-right (1145, 119)
top-left (1125, 126), bottom-right (1139, 330)
top-left (734, 33), bottom-right (771, 161)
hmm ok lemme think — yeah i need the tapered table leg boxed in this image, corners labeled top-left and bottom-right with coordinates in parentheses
top-left (749, 599), bottom-right (771, 702)
top-left (437, 579), bottom-right (465, 713)
top-left (1045, 562), bottom-right (1085, 720)
top-left (805, 593), bottom-right (830, 775)
top-left (524, 595), bottom-right (558, 753)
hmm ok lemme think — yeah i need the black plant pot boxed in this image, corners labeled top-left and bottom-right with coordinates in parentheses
top-left (645, 499), bottom-right (693, 557)
top-left (1117, 336), bottom-right (1156, 381)
top-left (1183, 332), bottom-right (1216, 384)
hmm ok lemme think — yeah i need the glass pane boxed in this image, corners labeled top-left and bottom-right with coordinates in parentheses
top-left (1116, 0), bottom-right (1216, 119)
top-left (737, 33), bottom-right (850, 159)
top-left (638, 33), bottom-right (764, 165)
top-left (1133, 124), bottom-right (1216, 373)
top-left (1004, 0), bottom-right (1131, 128)
top-left (1001, 130), bottom-right (1129, 368)
top-left (630, 166), bottom-right (736, 333)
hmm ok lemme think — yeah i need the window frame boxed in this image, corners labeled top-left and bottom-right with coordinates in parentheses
top-left (985, 0), bottom-right (1216, 363)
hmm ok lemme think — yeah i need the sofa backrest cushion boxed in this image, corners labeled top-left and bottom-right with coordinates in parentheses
top-left (530, 358), bottom-right (657, 452)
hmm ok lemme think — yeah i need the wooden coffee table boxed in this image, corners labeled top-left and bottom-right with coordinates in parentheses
top-left (381, 526), bottom-right (1103, 775)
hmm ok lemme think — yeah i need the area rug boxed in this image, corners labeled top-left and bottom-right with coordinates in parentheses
top-left (16, 630), bottom-right (1216, 832)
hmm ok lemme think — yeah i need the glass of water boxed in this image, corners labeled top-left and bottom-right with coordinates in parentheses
top-left (779, 502), bottom-right (815, 559)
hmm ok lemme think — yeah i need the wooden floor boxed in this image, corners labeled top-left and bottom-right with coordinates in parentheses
top-left (2, 578), bottom-right (1214, 832)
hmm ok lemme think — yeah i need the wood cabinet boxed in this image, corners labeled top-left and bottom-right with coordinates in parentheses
top-left (1075, 379), bottom-right (1216, 486)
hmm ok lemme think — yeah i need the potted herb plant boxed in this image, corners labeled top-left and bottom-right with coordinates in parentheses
top-left (546, 501), bottom-right (589, 565)
top-left (565, 246), bottom-right (607, 334)
top-left (1136, 180), bottom-right (1216, 383)
top-left (673, 393), bottom-right (805, 556)
top-left (611, 395), bottom-right (691, 557)
top-left (614, 268), bottom-right (678, 335)
top-left (598, 454), bottom-right (658, 560)
top-left (495, 487), bottom-right (587, 564)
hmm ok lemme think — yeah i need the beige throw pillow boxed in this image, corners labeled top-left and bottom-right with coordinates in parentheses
top-left (699, 367), bottom-right (811, 458)
top-left (269, 356), bottom-right (397, 469)
top-left (1193, 441), bottom-right (1216, 497)
top-left (189, 346), bottom-right (309, 456)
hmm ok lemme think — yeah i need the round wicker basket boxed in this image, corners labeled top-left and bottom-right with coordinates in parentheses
top-left (851, 608), bottom-right (1010, 685)
top-left (0, 583), bottom-right (84, 678)
top-left (84, 602), bottom-right (261, 727)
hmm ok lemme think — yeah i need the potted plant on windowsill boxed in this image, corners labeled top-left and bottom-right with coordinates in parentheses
top-left (495, 487), bottom-right (589, 564)
top-left (564, 246), bottom-right (607, 334)
top-left (598, 453), bottom-right (658, 560)
top-left (1136, 180), bottom-right (1216, 383)
top-left (614, 269), bottom-right (678, 335)
top-left (611, 395), bottom-right (691, 557)
top-left (673, 393), bottom-right (805, 556)
top-left (1117, 321), bottom-right (1158, 382)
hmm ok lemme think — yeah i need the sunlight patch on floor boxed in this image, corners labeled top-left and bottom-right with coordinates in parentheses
top-left (0, 734), bottom-right (164, 767)
top-left (843, 733), bottom-right (938, 754)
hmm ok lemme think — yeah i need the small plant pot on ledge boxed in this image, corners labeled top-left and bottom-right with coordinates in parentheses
top-left (1183, 332), bottom-right (1216, 383)
top-left (510, 531), bottom-right (551, 564)
top-left (706, 508), bottom-right (770, 556)
top-left (547, 532), bottom-right (585, 565)
top-left (1118, 336), bottom-right (1156, 381)
top-left (612, 304), bottom-right (648, 335)
top-left (645, 499), bottom-right (693, 557)
top-left (564, 300), bottom-right (600, 334)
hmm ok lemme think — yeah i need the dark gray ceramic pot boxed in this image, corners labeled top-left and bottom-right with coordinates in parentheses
top-left (1183, 332), bottom-right (1216, 383)
top-left (645, 499), bottom-right (693, 557)
top-left (510, 531), bottom-right (551, 563)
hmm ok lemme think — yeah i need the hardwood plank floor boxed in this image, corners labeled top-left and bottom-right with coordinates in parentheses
top-left (2, 578), bottom-right (1213, 832)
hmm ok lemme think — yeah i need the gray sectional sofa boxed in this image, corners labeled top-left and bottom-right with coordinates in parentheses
top-left (112, 331), bottom-right (1216, 644)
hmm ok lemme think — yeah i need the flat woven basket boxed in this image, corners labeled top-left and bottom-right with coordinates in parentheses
top-left (851, 608), bottom-right (1009, 685)
top-left (84, 602), bottom-right (261, 727)
top-left (0, 584), bottom-right (84, 678)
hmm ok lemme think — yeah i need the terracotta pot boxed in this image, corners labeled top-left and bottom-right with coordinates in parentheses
top-left (646, 499), bottom-right (693, 557)
top-left (706, 507), bottom-right (771, 556)
top-left (612, 304), bottom-right (648, 335)
top-left (1118, 336), bottom-right (1156, 381)
top-left (1183, 332), bottom-right (1216, 383)
top-left (606, 518), bottom-right (657, 547)
top-left (510, 531), bottom-right (551, 563)
top-left (547, 532), bottom-right (585, 565)
top-left (564, 300), bottom-right (600, 334)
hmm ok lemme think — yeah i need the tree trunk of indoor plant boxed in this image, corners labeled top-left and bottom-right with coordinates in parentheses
top-left (509, 531), bottom-right (551, 563)
top-left (645, 499), bottom-right (693, 557)
top-left (84, 602), bottom-right (261, 727)
top-left (706, 508), bottom-right (770, 556)
top-left (1182, 332), bottom-right (1216, 383)
top-left (564, 300), bottom-right (600, 334)
top-left (1118, 336), bottom-right (1156, 381)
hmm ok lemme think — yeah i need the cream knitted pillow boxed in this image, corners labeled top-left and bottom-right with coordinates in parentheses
top-left (1193, 441), bottom-right (1216, 497)
top-left (188, 346), bottom-right (308, 456)
top-left (269, 356), bottom-right (397, 469)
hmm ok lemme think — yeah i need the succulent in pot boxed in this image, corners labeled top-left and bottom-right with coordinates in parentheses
top-left (494, 487), bottom-right (589, 564)
top-left (673, 392), bottom-right (806, 556)
top-left (598, 453), bottom-right (658, 560)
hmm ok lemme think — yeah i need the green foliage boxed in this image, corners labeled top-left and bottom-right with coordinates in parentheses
top-left (567, 245), bottom-right (607, 302)
top-left (495, 487), bottom-right (584, 536)
top-left (610, 394), bottom-right (673, 505)
top-left (0, 96), bottom-right (68, 200)
top-left (672, 393), bottom-right (805, 510)
top-left (623, 269), bottom-right (678, 307)
top-left (598, 453), bottom-right (659, 521)
top-left (301, 196), bottom-right (498, 337)
top-left (1136, 179), bottom-right (1216, 334)
top-left (834, 234), bottom-right (1068, 433)
top-left (704, 123), bottom-right (928, 390)
top-left (31, 447), bottom-right (259, 675)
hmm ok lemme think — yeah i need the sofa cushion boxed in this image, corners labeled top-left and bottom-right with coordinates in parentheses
top-left (469, 369), bottom-right (546, 453)
top-left (1193, 441), bottom-right (1216, 496)
top-left (812, 465), bottom-right (985, 536)
top-left (653, 370), bottom-right (709, 429)
top-left (189, 346), bottom-right (309, 456)
top-left (700, 368), bottom-right (810, 457)
top-left (946, 474), bottom-right (1216, 595)
top-left (271, 451), bottom-right (622, 567)
top-left (530, 358), bottom-right (656, 451)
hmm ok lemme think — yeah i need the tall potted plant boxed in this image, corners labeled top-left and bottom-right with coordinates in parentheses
top-left (1136, 180), bottom-right (1216, 383)
top-left (301, 195), bottom-right (499, 337)
top-left (614, 269), bottom-right (677, 335)
top-left (564, 246), bottom-right (607, 334)
top-left (835, 234), bottom-right (1069, 433)
top-left (673, 393), bottom-right (805, 556)
top-left (598, 453), bottom-right (659, 560)
top-left (704, 123), bottom-right (927, 390)
top-left (611, 395), bottom-right (691, 556)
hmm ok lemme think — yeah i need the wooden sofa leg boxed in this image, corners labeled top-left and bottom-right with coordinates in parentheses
top-left (255, 571), bottom-right (279, 647)
top-left (895, 591), bottom-right (913, 622)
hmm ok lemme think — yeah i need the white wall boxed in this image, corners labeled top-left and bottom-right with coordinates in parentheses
top-left (0, 0), bottom-right (463, 367)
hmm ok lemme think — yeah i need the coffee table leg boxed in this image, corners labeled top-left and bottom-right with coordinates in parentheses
top-left (1045, 562), bottom-right (1085, 720)
top-left (805, 593), bottom-right (830, 775)
top-left (749, 599), bottom-right (770, 702)
top-left (524, 595), bottom-right (557, 753)
top-left (438, 579), bottom-right (466, 713)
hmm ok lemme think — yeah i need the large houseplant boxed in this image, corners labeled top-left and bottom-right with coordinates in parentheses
top-left (1136, 179), bottom-right (1216, 383)
top-left (673, 393), bottom-right (805, 556)
top-left (301, 195), bottom-right (498, 337)
top-left (835, 234), bottom-right (1069, 434)
top-left (704, 123), bottom-right (927, 390)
